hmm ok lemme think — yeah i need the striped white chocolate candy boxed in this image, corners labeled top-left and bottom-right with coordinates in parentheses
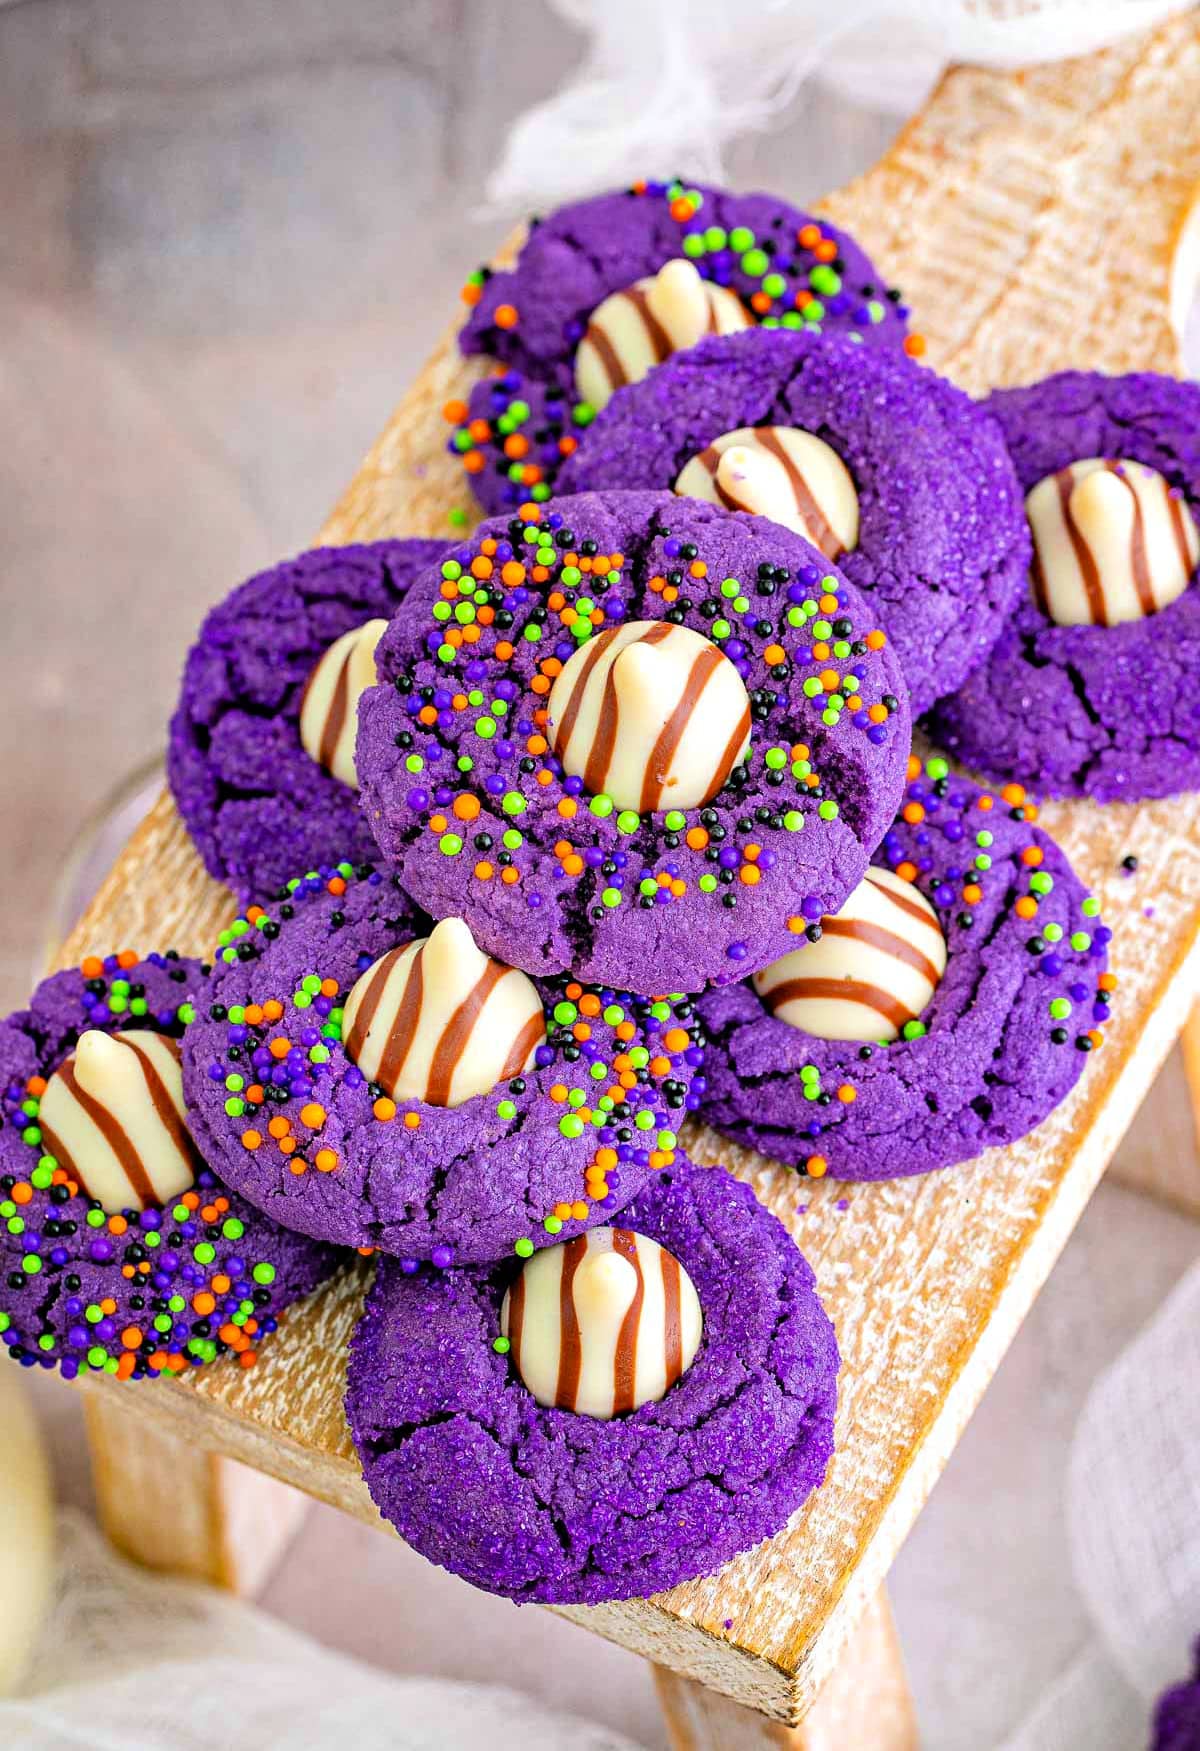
top-left (37, 1030), bottom-right (201, 1214)
top-left (675, 427), bottom-right (859, 559)
top-left (575, 258), bottom-right (752, 411)
top-left (1027, 457), bottom-right (1200, 627)
top-left (754, 867), bottom-right (947, 1043)
top-left (298, 617), bottom-right (390, 789)
top-left (547, 620), bottom-right (751, 813)
top-left (341, 917), bottom-right (545, 1108)
top-left (500, 1226), bottom-right (703, 1419)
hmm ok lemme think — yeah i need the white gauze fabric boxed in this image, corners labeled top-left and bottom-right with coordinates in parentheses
top-left (0, 1513), bottom-right (645, 1751)
top-left (1001, 1259), bottom-right (1200, 1751)
top-left (485, 0), bottom-right (1187, 209)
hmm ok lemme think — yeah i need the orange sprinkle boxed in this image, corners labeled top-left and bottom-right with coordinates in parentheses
top-left (108, 1214), bottom-right (128, 1236)
top-left (299, 1102), bottom-right (326, 1130)
top-left (474, 860), bottom-right (494, 881)
top-left (373, 1097), bottom-right (397, 1122)
top-left (193, 1292), bottom-right (216, 1317)
top-left (117, 950), bottom-right (138, 970)
top-left (739, 864), bottom-right (761, 885)
top-left (262, 999), bottom-right (283, 1022)
top-left (80, 955), bottom-right (104, 980)
top-left (837, 1085), bottom-right (856, 1104)
top-left (315, 1148), bottom-right (338, 1173)
top-left (453, 793), bottom-right (481, 821)
top-left (549, 1084), bottom-right (568, 1103)
top-left (962, 883), bottom-right (983, 905)
top-left (443, 398), bottom-right (468, 424)
top-left (241, 1129), bottom-right (262, 1151)
top-left (1097, 972), bottom-right (1118, 992)
top-left (686, 826), bottom-right (709, 851)
top-left (865, 629), bottom-right (887, 650)
top-left (500, 866), bottom-right (520, 885)
top-left (11, 1182), bottom-right (32, 1206)
top-left (267, 1116), bottom-right (290, 1140)
top-left (403, 1111), bottom-right (421, 1129)
top-left (320, 978), bottom-right (339, 998)
top-left (1021, 846), bottom-right (1044, 867)
top-left (906, 754), bottom-right (922, 781)
top-left (903, 334), bottom-right (927, 358)
top-left (902, 802), bottom-right (925, 825)
top-left (494, 303), bottom-right (519, 329)
top-left (895, 860), bottom-right (918, 882)
top-left (977, 794), bottom-right (994, 812)
top-left (1015, 895), bottom-right (1038, 920)
top-left (806, 1155), bottom-right (828, 1179)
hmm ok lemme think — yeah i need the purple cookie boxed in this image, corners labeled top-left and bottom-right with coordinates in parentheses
top-left (345, 1154), bottom-right (839, 1604)
top-left (557, 329), bottom-right (1030, 713)
top-left (696, 758), bottom-right (1113, 1180)
top-left (182, 866), bottom-right (705, 1263)
top-left (453, 179), bottom-right (912, 515)
top-left (169, 539), bottom-right (444, 901)
top-left (931, 372), bottom-right (1200, 800)
top-left (0, 952), bottom-right (340, 1381)
top-left (1152, 1643), bottom-right (1200, 1751)
top-left (357, 491), bottom-right (911, 997)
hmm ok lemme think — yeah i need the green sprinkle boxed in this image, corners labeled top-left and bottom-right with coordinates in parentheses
top-left (194, 1242), bottom-right (216, 1266)
top-left (502, 792), bottom-right (526, 817)
top-left (1070, 931), bottom-right (1092, 952)
top-left (664, 810), bottom-right (686, 831)
top-left (515, 1237), bottom-right (535, 1258)
top-left (818, 800), bottom-right (839, 821)
top-left (741, 246), bottom-right (769, 277)
top-left (602, 887), bottom-right (622, 908)
top-left (252, 1262), bottom-right (276, 1286)
top-left (901, 1020), bottom-right (927, 1041)
top-left (589, 794), bottom-right (614, 818)
top-left (1049, 997), bottom-right (1072, 1020)
top-left (492, 1335), bottom-right (512, 1354)
top-left (439, 833), bottom-right (463, 856)
top-left (729, 225), bottom-right (754, 252)
top-left (543, 1215), bottom-right (563, 1234)
top-left (616, 810), bottom-right (640, 836)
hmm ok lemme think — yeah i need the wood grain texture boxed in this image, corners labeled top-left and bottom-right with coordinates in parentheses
top-left (653, 1589), bottom-right (916, 1750)
top-left (62, 12), bottom-right (1200, 1726)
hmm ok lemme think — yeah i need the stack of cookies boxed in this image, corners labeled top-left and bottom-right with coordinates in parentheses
top-left (13, 175), bottom-right (1184, 1608)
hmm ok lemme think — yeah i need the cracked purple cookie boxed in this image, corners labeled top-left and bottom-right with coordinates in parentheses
top-left (451, 178), bottom-right (915, 516)
top-left (696, 756), bottom-right (1113, 1181)
top-left (931, 371), bottom-right (1200, 800)
top-left (556, 328), bottom-right (1030, 713)
top-left (0, 950), bottom-right (340, 1380)
top-left (345, 1153), bottom-right (838, 1604)
top-left (181, 864), bottom-right (705, 1263)
top-left (168, 539), bottom-right (445, 900)
top-left (356, 490), bottom-right (911, 997)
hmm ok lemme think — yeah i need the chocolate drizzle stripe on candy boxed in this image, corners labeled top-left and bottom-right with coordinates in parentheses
top-left (506, 1227), bottom-right (694, 1417)
top-left (821, 916), bottom-right (942, 986)
top-left (39, 1034), bottom-right (199, 1210)
top-left (1031, 459), bottom-right (1200, 627)
top-left (698, 429), bottom-right (842, 559)
top-left (611, 1227), bottom-right (645, 1416)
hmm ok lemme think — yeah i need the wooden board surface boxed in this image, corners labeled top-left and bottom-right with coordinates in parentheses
top-left (66, 12), bottom-right (1200, 1725)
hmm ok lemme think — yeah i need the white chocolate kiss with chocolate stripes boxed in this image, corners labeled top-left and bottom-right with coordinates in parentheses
top-left (575, 258), bottom-right (752, 412)
top-left (1027, 457), bottom-right (1200, 628)
top-left (675, 427), bottom-right (859, 560)
top-left (754, 867), bottom-right (947, 1043)
top-left (500, 1226), bottom-right (703, 1419)
top-left (341, 917), bottom-right (546, 1109)
top-left (547, 621), bottom-right (751, 813)
top-left (37, 1030), bottom-right (202, 1214)
top-left (298, 617), bottom-right (390, 789)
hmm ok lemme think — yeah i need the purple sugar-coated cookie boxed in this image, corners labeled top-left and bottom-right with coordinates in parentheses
top-left (169, 539), bottom-right (445, 902)
top-left (558, 329), bottom-right (1030, 714)
top-left (1152, 1643), bottom-right (1200, 1751)
top-left (357, 491), bottom-right (911, 997)
top-left (931, 371), bottom-right (1200, 800)
top-left (346, 1154), bottom-right (839, 1604)
top-left (454, 180), bottom-right (911, 515)
top-left (0, 953), bottom-right (341, 1381)
top-left (182, 868), bottom-right (705, 1263)
top-left (696, 760), bottom-right (1112, 1180)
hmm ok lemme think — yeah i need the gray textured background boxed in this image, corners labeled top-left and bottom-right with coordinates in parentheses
top-left (2, 6), bottom-right (1197, 1745)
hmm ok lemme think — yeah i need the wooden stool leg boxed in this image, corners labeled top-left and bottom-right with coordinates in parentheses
top-left (653, 1587), bottom-right (917, 1750)
top-left (1107, 1026), bottom-right (1200, 1217)
top-left (83, 1395), bottom-right (309, 1595)
top-left (1182, 1006), bottom-right (1200, 1164)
